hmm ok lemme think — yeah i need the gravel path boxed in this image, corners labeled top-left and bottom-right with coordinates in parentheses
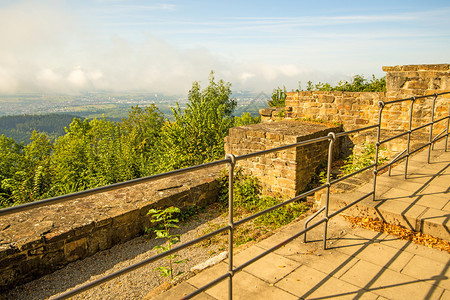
top-left (4, 206), bottom-right (229, 300)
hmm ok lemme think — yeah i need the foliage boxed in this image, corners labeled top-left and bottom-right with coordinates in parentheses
top-left (0, 132), bottom-right (54, 206)
top-left (233, 112), bottom-right (261, 127)
top-left (317, 143), bottom-right (389, 184)
top-left (339, 143), bottom-right (388, 176)
top-left (119, 105), bottom-right (165, 176)
top-left (306, 75), bottom-right (386, 92)
top-left (218, 168), bottom-right (308, 233)
top-left (146, 207), bottom-right (187, 281)
top-left (268, 86), bottom-right (287, 107)
top-left (0, 135), bottom-right (24, 207)
top-left (254, 196), bottom-right (307, 229)
top-left (158, 71), bottom-right (236, 171)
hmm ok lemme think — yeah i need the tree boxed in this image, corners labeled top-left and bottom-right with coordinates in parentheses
top-left (1, 132), bottom-right (53, 206)
top-left (120, 105), bottom-right (165, 177)
top-left (51, 118), bottom-right (93, 193)
top-left (234, 112), bottom-right (261, 127)
top-left (268, 86), bottom-right (287, 107)
top-left (158, 71), bottom-right (236, 171)
top-left (52, 117), bottom-right (138, 192)
top-left (0, 135), bottom-right (24, 206)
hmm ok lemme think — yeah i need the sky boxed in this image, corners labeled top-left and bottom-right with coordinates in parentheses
top-left (0, 0), bottom-right (449, 96)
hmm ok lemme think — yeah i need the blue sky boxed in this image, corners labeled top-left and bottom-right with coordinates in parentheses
top-left (0, 0), bottom-right (449, 95)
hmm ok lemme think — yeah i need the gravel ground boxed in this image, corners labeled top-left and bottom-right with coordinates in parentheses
top-left (3, 206), bottom-right (229, 300)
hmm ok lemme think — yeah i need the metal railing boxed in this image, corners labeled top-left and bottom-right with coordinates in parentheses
top-left (1, 92), bottom-right (449, 300)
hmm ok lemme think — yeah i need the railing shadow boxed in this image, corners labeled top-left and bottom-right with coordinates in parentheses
top-left (301, 232), bottom-right (448, 299)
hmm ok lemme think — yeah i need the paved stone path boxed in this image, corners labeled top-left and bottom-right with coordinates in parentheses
top-left (151, 140), bottom-right (449, 299)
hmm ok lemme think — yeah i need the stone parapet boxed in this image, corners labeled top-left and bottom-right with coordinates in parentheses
top-left (0, 166), bottom-right (222, 291)
top-left (282, 64), bottom-right (450, 132)
top-left (225, 120), bottom-right (342, 198)
top-left (284, 91), bottom-right (385, 131)
top-left (384, 64), bottom-right (450, 97)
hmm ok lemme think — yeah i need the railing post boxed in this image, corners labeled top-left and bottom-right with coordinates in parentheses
top-left (374, 101), bottom-right (384, 200)
top-left (405, 97), bottom-right (415, 179)
top-left (428, 94), bottom-right (437, 160)
top-left (225, 153), bottom-right (236, 300)
top-left (323, 132), bottom-right (335, 250)
top-left (446, 102), bottom-right (450, 152)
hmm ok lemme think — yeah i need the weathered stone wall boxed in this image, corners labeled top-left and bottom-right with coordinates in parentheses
top-left (280, 64), bottom-right (450, 133)
top-left (383, 64), bottom-right (450, 132)
top-left (0, 166), bottom-right (222, 291)
top-left (284, 91), bottom-right (385, 131)
top-left (384, 64), bottom-right (450, 98)
top-left (225, 120), bottom-right (342, 198)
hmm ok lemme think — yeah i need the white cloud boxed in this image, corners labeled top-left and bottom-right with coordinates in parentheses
top-left (67, 68), bottom-right (89, 88)
top-left (0, 1), bottom-right (316, 95)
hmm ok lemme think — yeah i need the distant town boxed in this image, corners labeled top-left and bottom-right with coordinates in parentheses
top-left (0, 91), bottom-right (269, 120)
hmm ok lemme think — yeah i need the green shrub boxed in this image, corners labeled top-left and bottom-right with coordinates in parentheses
top-left (218, 168), bottom-right (307, 229)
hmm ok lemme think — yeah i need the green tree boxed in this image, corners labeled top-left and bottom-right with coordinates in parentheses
top-left (1, 131), bottom-right (53, 205)
top-left (268, 86), bottom-right (287, 107)
top-left (120, 105), bottom-right (164, 177)
top-left (234, 112), bottom-right (261, 127)
top-left (158, 71), bottom-right (236, 171)
top-left (0, 135), bottom-right (24, 206)
top-left (52, 118), bottom-right (132, 193)
top-left (51, 118), bottom-right (93, 193)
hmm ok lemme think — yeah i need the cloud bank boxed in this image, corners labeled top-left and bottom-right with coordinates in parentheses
top-left (0, 0), bottom-right (317, 96)
top-left (4, 1), bottom-right (447, 96)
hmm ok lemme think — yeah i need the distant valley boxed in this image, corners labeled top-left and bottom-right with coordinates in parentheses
top-left (0, 91), bottom-right (268, 144)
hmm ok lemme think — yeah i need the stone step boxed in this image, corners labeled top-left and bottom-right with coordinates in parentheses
top-left (325, 140), bottom-right (450, 241)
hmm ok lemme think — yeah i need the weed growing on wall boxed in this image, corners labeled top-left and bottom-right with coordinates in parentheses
top-left (340, 143), bottom-right (388, 176)
top-left (217, 168), bottom-right (308, 244)
top-left (318, 142), bottom-right (389, 184)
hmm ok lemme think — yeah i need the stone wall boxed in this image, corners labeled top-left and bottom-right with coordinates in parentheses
top-left (270, 64), bottom-right (450, 133)
top-left (383, 64), bottom-right (450, 132)
top-left (284, 91), bottom-right (385, 131)
top-left (0, 166), bottom-right (222, 291)
top-left (225, 120), bottom-right (342, 198)
top-left (384, 64), bottom-right (450, 98)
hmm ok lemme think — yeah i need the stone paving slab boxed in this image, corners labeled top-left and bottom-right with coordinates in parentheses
top-left (149, 215), bottom-right (449, 299)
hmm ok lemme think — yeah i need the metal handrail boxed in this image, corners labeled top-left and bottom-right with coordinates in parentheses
top-left (2, 91), bottom-right (447, 299)
top-left (0, 158), bottom-right (229, 217)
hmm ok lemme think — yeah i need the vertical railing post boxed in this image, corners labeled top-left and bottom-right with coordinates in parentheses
top-left (405, 97), bottom-right (415, 179)
top-left (323, 132), bottom-right (335, 250)
top-left (446, 101), bottom-right (450, 152)
top-left (374, 101), bottom-right (384, 201)
top-left (225, 154), bottom-right (236, 300)
top-left (428, 94), bottom-right (437, 159)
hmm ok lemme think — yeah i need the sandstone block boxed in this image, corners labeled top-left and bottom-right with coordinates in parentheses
top-left (318, 94), bottom-right (335, 103)
top-left (64, 238), bottom-right (87, 262)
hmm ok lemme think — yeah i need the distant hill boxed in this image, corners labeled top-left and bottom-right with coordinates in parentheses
top-left (0, 114), bottom-right (80, 144)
